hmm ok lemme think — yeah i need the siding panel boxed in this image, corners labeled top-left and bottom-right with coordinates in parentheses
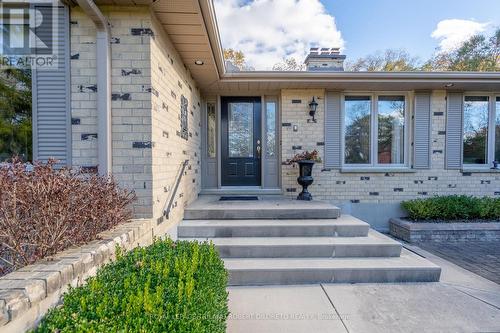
top-left (445, 93), bottom-right (463, 169)
top-left (32, 5), bottom-right (71, 166)
top-left (325, 91), bottom-right (341, 168)
top-left (413, 93), bottom-right (431, 169)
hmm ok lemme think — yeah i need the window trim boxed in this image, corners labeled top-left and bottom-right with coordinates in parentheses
top-left (264, 97), bottom-right (278, 158)
top-left (462, 92), bottom-right (500, 169)
top-left (341, 92), bottom-right (411, 169)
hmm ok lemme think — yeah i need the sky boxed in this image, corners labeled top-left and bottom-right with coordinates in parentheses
top-left (214, 0), bottom-right (500, 70)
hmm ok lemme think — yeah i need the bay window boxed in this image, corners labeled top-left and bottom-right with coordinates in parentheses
top-left (463, 95), bottom-right (500, 167)
top-left (343, 94), bottom-right (407, 167)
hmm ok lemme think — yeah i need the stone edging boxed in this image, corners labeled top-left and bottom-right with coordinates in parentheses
top-left (389, 217), bottom-right (500, 243)
top-left (0, 218), bottom-right (153, 333)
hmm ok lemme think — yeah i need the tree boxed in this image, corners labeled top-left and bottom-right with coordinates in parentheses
top-left (0, 68), bottom-right (32, 162)
top-left (423, 29), bottom-right (500, 71)
top-left (344, 112), bottom-right (371, 163)
top-left (346, 49), bottom-right (419, 72)
top-left (272, 57), bottom-right (305, 71)
top-left (223, 48), bottom-right (254, 71)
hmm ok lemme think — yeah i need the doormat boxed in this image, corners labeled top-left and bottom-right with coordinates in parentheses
top-left (219, 196), bottom-right (259, 201)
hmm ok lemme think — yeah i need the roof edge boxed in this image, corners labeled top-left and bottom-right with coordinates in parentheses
top-left (221, 71), bottom-right (500, 82)
top-left (198, 0), bottom-right (226, 79)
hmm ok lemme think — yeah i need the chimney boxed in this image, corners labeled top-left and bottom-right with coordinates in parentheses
top-left (304, 47), bottom-right (346, 72)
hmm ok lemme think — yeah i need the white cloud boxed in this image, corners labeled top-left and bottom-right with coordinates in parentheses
top-left (214, 0), bottom-right (344, 70)
top-left (431, 19), bottom-right (490, 52)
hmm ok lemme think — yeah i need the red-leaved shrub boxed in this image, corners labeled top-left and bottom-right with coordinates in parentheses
top-left (0, 158), bottom-right (135, 276)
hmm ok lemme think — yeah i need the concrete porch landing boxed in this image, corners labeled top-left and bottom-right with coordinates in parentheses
top-left (183, 195), bottom-right (341, 220)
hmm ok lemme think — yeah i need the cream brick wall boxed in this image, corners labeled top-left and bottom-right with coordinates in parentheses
top-left (70, 7), bottom-right (201, 224)
top-left (281, 89), bottom-right (500, 205)
top-left (70, 8), bottom-right (98, 168)
top-left (149, 15), bottom-right (201, 223)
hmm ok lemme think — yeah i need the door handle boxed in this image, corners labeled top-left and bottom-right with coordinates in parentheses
top-left (256, 145), bottom-right (261, 157)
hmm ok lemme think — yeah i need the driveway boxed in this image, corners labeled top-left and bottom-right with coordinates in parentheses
top-left (418, 240), bottom-right (500, 284)
top-left (227, 245), bottom-right (500, 333)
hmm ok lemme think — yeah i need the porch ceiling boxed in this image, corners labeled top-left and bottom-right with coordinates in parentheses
top-left (151, 0), bottom-right (222, 89)
top-left (92, 0), bottom-right (153, 4)
top-left (90, 0), bottom-right (222, 92)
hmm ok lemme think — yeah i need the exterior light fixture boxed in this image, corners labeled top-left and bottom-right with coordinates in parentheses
top-left (308, 97), bottom-right (319, 122)
top-left (194, 60), bottom-right (204, 65)
top-left (444, 83), bottom-right (454, 88)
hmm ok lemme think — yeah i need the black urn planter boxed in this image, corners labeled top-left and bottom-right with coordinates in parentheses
top-left (296, 160), bottom-right (315, 201)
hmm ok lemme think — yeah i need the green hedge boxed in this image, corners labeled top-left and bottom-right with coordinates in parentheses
top-left (401, 195), bottom-right (500, 221)
top-left (35, 239), bottom-right (229, 333)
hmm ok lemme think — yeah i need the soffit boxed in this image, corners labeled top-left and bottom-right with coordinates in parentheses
top-left (151, 0), bottom-right (221, 89)
top-left (90, 0), bottom-right (221, 92)
top-left (92, 0), bottom-right (154, 5)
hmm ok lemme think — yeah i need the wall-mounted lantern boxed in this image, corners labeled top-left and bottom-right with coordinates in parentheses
top-left (308, 97), bottom-right (318, 122)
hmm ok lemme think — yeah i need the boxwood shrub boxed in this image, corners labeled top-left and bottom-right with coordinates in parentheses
top-left (401, 195), bottom-right (500, 221)
top-left (35, 239), bottom-right (228, 332)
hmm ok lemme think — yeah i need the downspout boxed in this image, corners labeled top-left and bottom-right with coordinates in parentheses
top-left (75, 0), bottom-right (112, 175)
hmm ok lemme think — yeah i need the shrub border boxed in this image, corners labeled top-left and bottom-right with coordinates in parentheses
top-left (389, 217), bottom-right (500, 243)
top-left (0, 218), bottom-right (153, 332)
top-left (401, 195), bottom-right (500, 221)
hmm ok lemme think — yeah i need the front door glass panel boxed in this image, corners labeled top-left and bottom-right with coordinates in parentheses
top-left (228, 102), bottom-right (254, 158)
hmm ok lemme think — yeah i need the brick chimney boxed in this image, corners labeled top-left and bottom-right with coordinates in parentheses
top-left (304, 47), bottom-right (346, 72)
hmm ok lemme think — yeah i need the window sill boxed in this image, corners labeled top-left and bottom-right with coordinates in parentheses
top-left (340, 167), bottom-right (416, 174)
top-left (461, 168), bottom-right (500, 173)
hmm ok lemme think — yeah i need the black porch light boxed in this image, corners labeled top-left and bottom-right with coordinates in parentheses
top-left (309, 97), bottom-right (319, 122)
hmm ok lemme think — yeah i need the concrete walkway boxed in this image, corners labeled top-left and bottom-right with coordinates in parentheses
top-left (227, 244), bottom-right (500, 333)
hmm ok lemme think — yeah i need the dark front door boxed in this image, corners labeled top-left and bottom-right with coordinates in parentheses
top-left (221, 97), bottom-right (261, 186)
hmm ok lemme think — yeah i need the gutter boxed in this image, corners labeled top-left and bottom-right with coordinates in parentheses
top-left (75, 0), bottom-right (112, 175)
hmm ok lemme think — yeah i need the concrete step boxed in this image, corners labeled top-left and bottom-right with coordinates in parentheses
top-left (183, 196), bottom-right (341, 220)
top-left (224, 249), bottom-right (441, 285)
top-left (178, 215), bottom-right (370, 238)
top-left (181, 231), bottom-right (401, 258)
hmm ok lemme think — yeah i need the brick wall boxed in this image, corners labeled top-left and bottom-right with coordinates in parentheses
top-left (70, 8), bottom-right (98, 168)
top-left (70, 7), bottom-right (201, 224)
top-left (281, 89), bottom-right (500, 206)
top-left (149, 15), bottom-right (202, 224)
